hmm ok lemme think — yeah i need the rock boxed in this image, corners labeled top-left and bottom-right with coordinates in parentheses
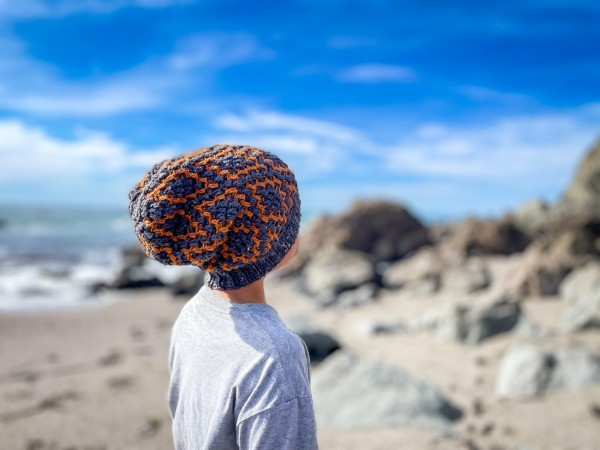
top-left (333, 283), bottom-right (379, 308)
top-left (301, 248), bottom-right (376, 303)
top-left (432, 294), bottom-right (522, 345)
top-left (496, 345), bottom-right (555, 398)
top-left (561, 262), bottom-right (600, 331)
top-left (362, 320), bottom-right (410, 336)
top-left (514, 315), bottom-right (550, 338)
top-left (109, 266), bottom-right (165, 289)
top-left (143, 260), bottom-right (204, 296)
top-left (560, 261), bottom-right (600, 302)
top-left (293, 200), bottom-right (431, 270)
top-left (511, 199), bottom-right (551, 238)
top-left (312, 351), bottom-right (462, 431)
top-left (442, 258), bottom-right (491, 294)
top-left (496, 345), bottom-right (600, 398)
top-left (382, 247), bottom-right (443, 294)
top-left (442, 217), bottom-right (530, 257)
top-left (285, 316), bottom-right (341, 363)
top-left (506, 241), bottom-right (577, 297)
top-left (549, 349), bottom-right (600, 390)
top-left (561, 138), bottom-right (600, 207)
top-left (562, 293), bottom-right (600, 331)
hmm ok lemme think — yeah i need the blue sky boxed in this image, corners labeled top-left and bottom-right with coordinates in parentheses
top-left (0, 0), bottom-right (598, 221)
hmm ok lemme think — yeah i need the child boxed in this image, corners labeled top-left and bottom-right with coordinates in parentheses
top-left (128, 144), bottom-right (318, 449)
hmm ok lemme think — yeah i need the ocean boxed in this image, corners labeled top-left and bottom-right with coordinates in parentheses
top-left (0, 204), bottom-right (138, 310)
top-left (0, 204), bottom-right (315, 310)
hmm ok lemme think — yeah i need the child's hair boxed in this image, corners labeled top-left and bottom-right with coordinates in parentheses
top-left (128, 144), bottom-right (301, 290)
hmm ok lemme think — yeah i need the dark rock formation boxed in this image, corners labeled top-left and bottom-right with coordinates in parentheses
top-left (442, 217), bottom-right (530, 257)
top-left (286, 200), bottom-right (430, 277)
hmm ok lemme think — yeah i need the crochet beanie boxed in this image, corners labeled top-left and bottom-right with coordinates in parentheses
top-left (128, 144), bottom-right (301, 290)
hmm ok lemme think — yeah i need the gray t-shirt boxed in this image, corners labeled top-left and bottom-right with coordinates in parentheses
top-left (169, 286), bottom-right (318, 450)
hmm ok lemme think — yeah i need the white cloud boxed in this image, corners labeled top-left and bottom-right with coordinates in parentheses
top-left (336, 64), bottom-right (416, 83)
top-left (385, 105), bottom-right (600, 191)
top-left (214, 110), bottom-right (361, 142)
top-left (0, 120), bottom-right (175, 202)
top-left (211, 110), bottom-right (368, 178)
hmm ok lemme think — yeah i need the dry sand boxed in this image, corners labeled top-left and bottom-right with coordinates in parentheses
top-left (1, 277), bottom-right (600, 450)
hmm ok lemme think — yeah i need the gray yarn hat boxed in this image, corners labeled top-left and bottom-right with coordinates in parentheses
top-left (128, 144), bottom-right (301, 290)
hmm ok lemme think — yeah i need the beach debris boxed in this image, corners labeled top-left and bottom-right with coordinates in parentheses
top-left (312, 350), bottom-right (462, 432)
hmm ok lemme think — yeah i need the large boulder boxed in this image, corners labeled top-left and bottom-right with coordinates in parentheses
top-left (382, 247), bottom-right (443, 294)
top-left (312, 351), bottom-right (462, 431)
top-left (560, 261), bottom-right (600, 302)
top-left (422, 294), bottom-right (522, 345)
top-left (442, 217), bottom-right (530, 257)
top-left (300, 248), bottom-right (376, 305)
top-left (496, 345), bottom-right (600, 398)
top-left (561, 262), bottom-right (600, 331)
top-left (293, 200), bottom-right (431, 270)
top-left (442, 258), bottom-right (491, 294)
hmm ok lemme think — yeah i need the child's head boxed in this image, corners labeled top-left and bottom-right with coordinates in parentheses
top-left (128, 144), bottom-right (301, 290)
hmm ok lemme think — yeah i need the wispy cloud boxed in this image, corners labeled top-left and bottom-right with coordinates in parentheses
top-left (212, 110), bottom-right (368, 177)
top-left (458, 85), bottom-right (531, 103)
top-left (214, 110), bottom-right (361, 142)
top-left (384, 105), bottom-right (600, 189)
top-left (168, 33), bottom-right (275, 71)
top-left (0, 32), bottom-right (274, 117)
top-left (335, 64), bottom-right (416, 83)
top-left (0, 0), bottom-right (194, 20)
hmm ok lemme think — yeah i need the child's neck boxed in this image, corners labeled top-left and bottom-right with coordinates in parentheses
top-left (212, 278), bottom-right (266, 304)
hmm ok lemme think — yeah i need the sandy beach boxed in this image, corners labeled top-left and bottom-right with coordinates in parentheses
top-left (1, 274), bottom-right (599, 450)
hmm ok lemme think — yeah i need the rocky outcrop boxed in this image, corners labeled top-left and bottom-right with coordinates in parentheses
top-left (506, 240), bottom-right (577, 297)
top-left (441, 217), bottom-right (530, 257)
top-left (312, 351), bottom-right (462, 431)
top-left (442, 258), bottom-right (491, 294)
top-left (417, 294), bottom-right (522, 345)
top-left (300, 248), bottom-right (376, 306)
top-left (496, 345), bottom-right (600, 398)
top-left (290, 201), bottom-right (431, 274)
top-left (561, 138), bottom-right (600, 208)
top-left (382, 247), bottom-right (443, 294)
